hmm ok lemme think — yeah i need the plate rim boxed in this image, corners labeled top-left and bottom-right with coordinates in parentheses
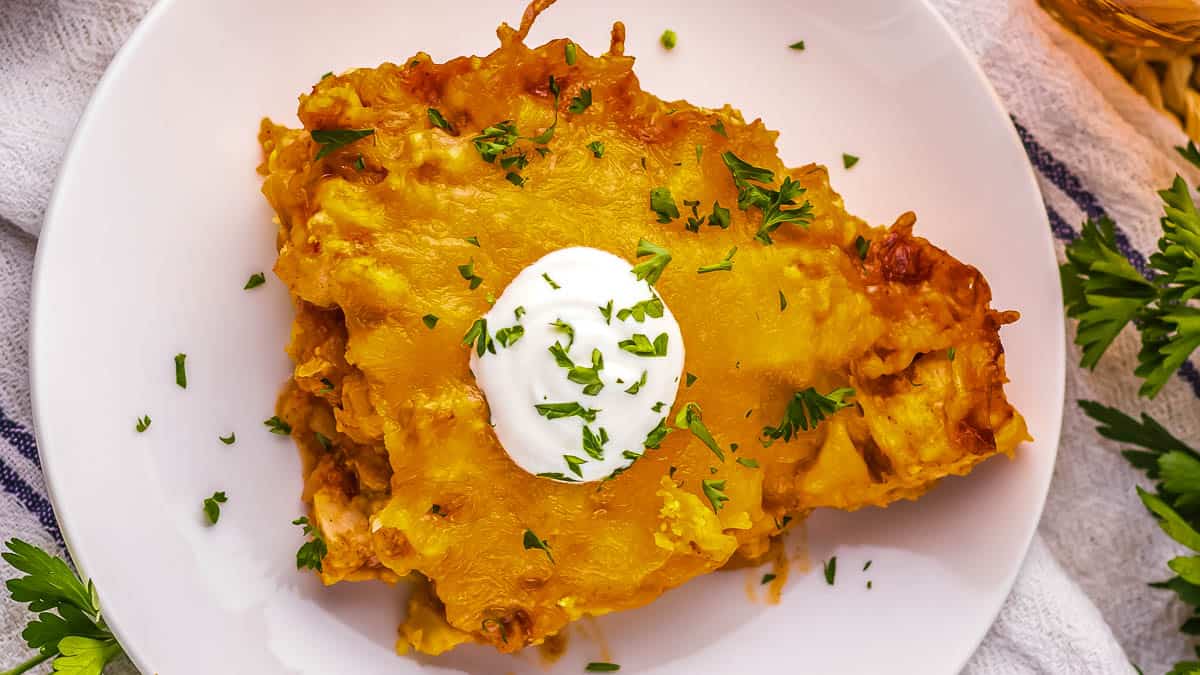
top-left (27, 0), bottom-right (1066, 672)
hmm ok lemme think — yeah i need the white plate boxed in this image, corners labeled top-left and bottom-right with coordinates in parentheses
top-left (30, 0), bottom-right (1063, 673)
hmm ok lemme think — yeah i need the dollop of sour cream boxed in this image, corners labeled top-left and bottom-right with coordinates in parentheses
top-left (470, 247), bottom-right (685, 482)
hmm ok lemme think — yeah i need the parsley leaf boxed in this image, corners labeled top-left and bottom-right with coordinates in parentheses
top-left (588, 140), bottom-right (605, 158)
top-left (947, 347), bottom-right (956, 361)
top-left (1178, 140), bottom-right (1200, 168)
top-left (264, 415), bottom-right (291, 435)
top-left (761, 387), bottom-right (855, 445)
top-left (522, 529), bottom-right (555, 563)
top-left (855, 235), bottom-right (870, 260)
top-left (427, 108), bottom-right (456, 134)
top-left (685, 373), bottom-right (698, 387)
top-left (1060, 218), bottom-right (1156, 370)
top-left (292, 517), bottom-right (327, 572)
top-left (701, 479), bottom-right (729, 512)
top-left (542, 272), bottom-right (561, 290)
top-left (632, 239), bottom-right (673, 285)
top-left (711, 119), bottom-right (727, 137)
top-left (779, 290), bottom-right (788, 311)
top-left (587, 662), bottom-right (621, 672)
top-left (674, 402), bottom-right (725, 461)
top-left (823, 557), bottom-right (837, 585)
top-left (599, 300), bottom-right (614, 324)
top-left (565, 42), bottom-right (578, 65)
top-left (505, 171), bottom-right (526, 188)
top-left (721, 151), bottom-right (814, 244)
top-left (174, 353), bottom-right (187, 388)
top-left (618, 333), bottom-right (668, 357)
top-left (494, 324), bottom-right (525, 348)
top-left (462, 318), bottom-right (496, 356)
top-left (550, 318), bottom-right (575, 348)
top-left (789, 40), bottom-right (806, 50)
top-left (422, 314), bottom-right (439, 329)
top-left (563, 454), bottom-right (587, 478)
top-left (582, 425), bottom-right (609, 460)
top-left (568, 88), bottom-right (592, 114)
top-left (537, 472), bottom-right (580, 482)
top-left (736, 457), bottom-right (759, 468)
top-left (842, 153), bottom-right (859, 169)
top-left (311, 128), bottom-right (374, 160)
top-left (219, 432), bottom-right (235, 445)
top-left (761, 573), bottom-right (777, 584)
top-left (698, 247), bottom-right (737, 274)
top-left (625, 370), bottom-right (648, 395)
top-left (465, 235), bottom-right (481, 247)
top-left (660, 29), bottom-right (677, 49)
top-left (472, 121), bottom-right (520, 162)
top-left (616, 296), bottom-right (664, 322)
top-left (244, 272), bottom-right (266, 290)
top-left (565, 349), bottom-right (605, 396)
top-left (644, 418), bottom-right (672, 448)
top-left (535, 402), bottom-right (600, 423)
top-left (203, 491), bottom-right (227, 525)
top-left (650, 188), bottom-right (681, 223)
top-left (458, 258), bottom-right (484, 289)
top-left (135, 415), bottom-right (151, 433)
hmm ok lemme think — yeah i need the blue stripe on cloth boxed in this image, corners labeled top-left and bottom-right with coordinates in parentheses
top-left (0, 456), bottom-right (61, 543)
top-left (1012, 118), bottom-right (1152, 279)
top-left (1018, 119), bottom-right (1200, 400)
top-left (0, 407), bottom-right (40, 468)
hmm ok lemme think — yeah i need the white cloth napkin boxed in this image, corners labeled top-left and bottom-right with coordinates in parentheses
top-left (0, 0), bottom-right (1194, 672)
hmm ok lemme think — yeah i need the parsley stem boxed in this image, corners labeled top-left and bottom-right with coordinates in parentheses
top-left (2, 650), bottom-right (54, 675)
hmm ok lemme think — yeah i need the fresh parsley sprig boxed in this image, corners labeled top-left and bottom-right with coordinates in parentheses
top-left (761, 387), bottom-right (855, 446)
top-left (1, 539), bottom-right (123, 675)
top-left (721, 151), bottom-right (814, 244)
top-left (293, 517), bottom-right (327, 572)
top-left (632, 239), bottom-right (672, 285)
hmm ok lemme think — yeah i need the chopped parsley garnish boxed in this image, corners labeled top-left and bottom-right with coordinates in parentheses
top-left (568, 88), bottom-right (593, 114)
top-left (563, 348), bottom-right (605, 396)
top-left (542, 272), bottom-right (561, 290)
top-left (761, 573), bottom-right (777, 584)
top-left (353, 154), bottom-right (366, 171)
top-left (505, 171), bottom-right (526, 188)
top-left (550, 318), bottom-right (575, 348)
top-left (494, 324), bottom-right (525, 348)
top-left (135, 415), bottom-right (151, 433)
top-left (430, 504), bottom-right (445, 517)
top-left (650, 187), bottom-right (681, 223)
top-left (863, 560), bottom-right (873, 571)
top-left (675, 402), bottom-right (725, 461)
top-left (652, 401), bottom-right (666, 413)
top-left (318, 378), bottom-right (334, 393)
top-left (264, 416), bottom-right (291, 435)
top-left (174, 353), bottom-right (187, 388)
top-left (587, 663), bottom-right (621, 672)
top-left (522, 529), bottom-right (555, 563)
top-left (599, 300), bottom-right (614, 324)
top-left (565, 42), bottom-right (578, 65)
top-left (321, 71), bottom-right (333, 79)
top-left (779, 290), bottom-right (788, 311)
top-left (644, 417), bottom-right (671, 448)
top-left (422, 314), bottom-right (439, 329)
top-left (563, 454), bottom-right (588, 478)
top-left (625, 370), bottom-right (648, 395)
top-left (701, 479), bottom-right (729, 512)
top-left (458, 258), bottom-right (484, 289)
top-left (696, 144), bottom-right (704, 162)
top-left (823, 557), bottom-right (837, 585)
top-left (314, 432), bottom-right (332, 450)
top-left (708, 201), bottom-right (732, 229)
top-left (537, 472), bottom-right (580, 482)
top-left (736, 457), bottom-right (759, 468)
top-left (632, 240), bottom-right (673, 285)
top-left (711, 119), bottom-right (727, 137)
top-left (618, 333), bottom-right (669, 357)
top-left (311, 128), bottom-right (375, 160)
top-left (219, 433), bottom-right (236, 445)
top-left (622, 450), bottom-right (642, 461)
top-left (947, 347), bottom-right (957, 361)
top-left (697, 246), bottom-right (737, 274)
top-left (203, 491), bottom-right (227, 525)
top-left (722, 151), bottom-right (814, 244)
top-left (427, 107), bottom-right (456, 134)
top-left (472, 121), bottom-right (521, 162)
top-left (789, 40), bottom-right (806, 50)
top-left (854, 235), bottom-right (870, 260)
top-left (582, 425), bottom-right (609, 460)
top-left (842, 153), bottom-right (859, 169)
top-left (685, 372), bottom-right (698, 387)
top-left (660, 29), bottom-right (677, 49)
top-left (465, 235), bottom-right (481, 247)
top-left (617, 296), bottom-right (664, 322)
top-left (244, 272), bottom-right (266, 289)
top-left (761, 387), bottom-right (855, 445)
top-left (462, 319), bottom-right (495, 356)
top-left (293, 516), bottom-right (327, 572)
top-left (514, 305), bottom-right (526, 320)
top-left (535, 402), bottom-right (600, 423)
top-left (588, 140), bottom-right (605, 158)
